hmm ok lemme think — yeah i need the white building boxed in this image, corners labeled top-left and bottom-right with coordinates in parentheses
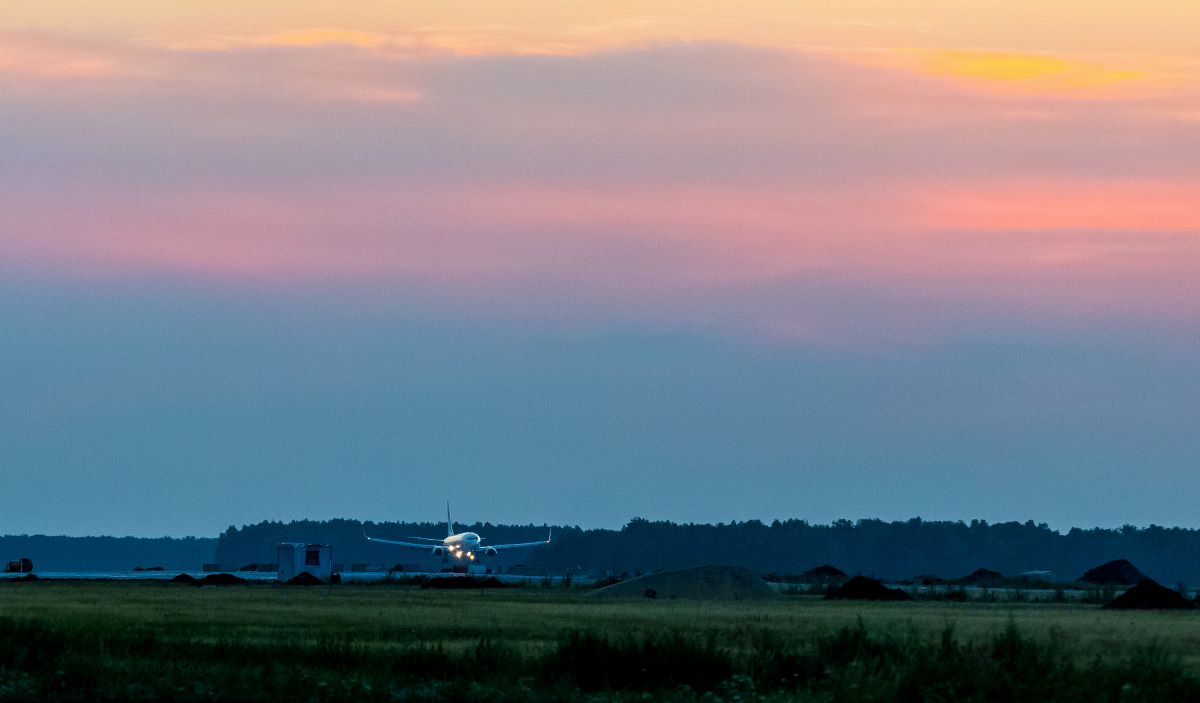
top-left (277, 543), bottom-right (333, 583)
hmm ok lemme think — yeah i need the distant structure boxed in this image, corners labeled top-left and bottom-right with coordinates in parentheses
top-left (1019, 570), bottom-right (1054, 581)
top-left (277, 543), bottom-right (333, 583)
top-left (4, 558), bottom-right (33, 574)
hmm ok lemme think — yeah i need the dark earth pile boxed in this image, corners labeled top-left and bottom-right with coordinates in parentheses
top-left (422, 576), bottom-right (507, 589)
top-left (590, 565), bottom-right (777, 601)
top-left (197, 573), bottom-right (248, 586)
top-left (825, 576), bottom-right (911, 601)
top-left (1080, 559), bottom-right (1147, 585)
top-left (284, 571), bottom-right (326, 586)
top-left (801, 564), bottom-right (848, 579)
top-left (961, 568), bottom-right (1004, 586)
top-left (1103, 579), bottom-right (1195, 610)
top-left (168, 573), bottom-right (198, 584)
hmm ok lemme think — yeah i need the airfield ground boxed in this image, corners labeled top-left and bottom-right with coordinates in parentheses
top-left (3, 581), bottom-right (1200, 701)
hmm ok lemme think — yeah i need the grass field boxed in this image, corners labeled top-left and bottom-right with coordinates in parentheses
top-left (3, 580), bottom-right (1200, 701)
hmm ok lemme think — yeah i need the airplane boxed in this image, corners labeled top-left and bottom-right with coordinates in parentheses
top-left (364, 503), bottom-right (552, 562)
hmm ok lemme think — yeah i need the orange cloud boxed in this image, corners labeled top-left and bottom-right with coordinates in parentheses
top-left (19, 1), bottom-right (1200, 60)
top-left (0, 30), bottom-right (428, 106)
top-left (258, 29), bottom-right (396, 49)
top-left (0, 34), bottom-right (121, 78)
top-left (158, 26), bottom-right (619, 57)
top-left (856, 48), bottom-right (1162, 97)
top-left (919, 50), bottom-right (1140, 85)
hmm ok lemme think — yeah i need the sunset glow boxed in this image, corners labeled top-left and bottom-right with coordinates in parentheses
top-left (2, 1), bottom-right (1199, 534)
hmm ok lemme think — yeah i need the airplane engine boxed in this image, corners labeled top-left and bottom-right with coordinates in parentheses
top-left (431, 547), bottom-right (445, 557)
top-left (484, 547), bottom-right (498, 558)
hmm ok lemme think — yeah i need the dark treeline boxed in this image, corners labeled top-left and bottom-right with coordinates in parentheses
top-left (0, 535), bottom-right (216, 571)
top-left (217, 517), bottom-right (1200, 584)
top-left (8, 518), bottom-right (1200, 582)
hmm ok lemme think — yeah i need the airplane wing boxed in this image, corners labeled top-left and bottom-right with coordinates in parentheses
top-left (483, 528), bottom-right (553, 551)
top-left (363, 528), bottom-right (442, 551)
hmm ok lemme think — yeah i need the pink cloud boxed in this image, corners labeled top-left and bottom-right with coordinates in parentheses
top-left (5, 181), bottom-right (1196, 332)
top-left (920, 181), bottom-right (1200, 233)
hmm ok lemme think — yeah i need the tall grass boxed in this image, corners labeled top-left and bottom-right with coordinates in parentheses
top-left (3, 611), bottom-right (1198, 701)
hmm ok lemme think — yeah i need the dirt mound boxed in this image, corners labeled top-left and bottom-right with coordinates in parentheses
top-left (1103, 579), bottom-right (1195, 610)
top-left (961, 568), bottom-right (1004, 586)
top-left (1080, 559), bottom-right (1147, 585)
top-left (802, 565), bottom-right (847, 579)
top-left (169, 573), bottom-right (198, 584)
top-left (422, 576), bottom-right (507, 590)
top-left (284, 571), bottom-right (326, 586)
top-left (197, 573), bottom-right (248, 586)
top-left (825, 576), bottom-right (911, 601)
top-left (589, 565), bottom-right (776, 601)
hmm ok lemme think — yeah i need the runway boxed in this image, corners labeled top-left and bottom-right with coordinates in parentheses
top-left (0, 570), bottom-right (592, 586)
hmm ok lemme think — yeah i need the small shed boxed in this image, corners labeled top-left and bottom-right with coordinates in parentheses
top-left (277, 543), bottom-right (333, 583)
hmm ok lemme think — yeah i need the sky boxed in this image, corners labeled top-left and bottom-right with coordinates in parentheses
top-left (1, 2), bottom-right (1198, 537)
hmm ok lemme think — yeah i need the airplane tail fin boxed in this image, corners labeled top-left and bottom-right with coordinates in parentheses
top-left (446, 501), bottom-right (454, 537)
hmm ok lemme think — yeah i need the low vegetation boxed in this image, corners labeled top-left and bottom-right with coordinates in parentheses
top-left (2, 581), bottom-right (1199, 701)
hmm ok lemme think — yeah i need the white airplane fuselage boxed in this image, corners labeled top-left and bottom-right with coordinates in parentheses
top-left (445, 532), bottom-right (479, 548)
top-left (445, 532), bottom-right (480, 551)
top-left (437, 532), bottom-right (495, 560)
